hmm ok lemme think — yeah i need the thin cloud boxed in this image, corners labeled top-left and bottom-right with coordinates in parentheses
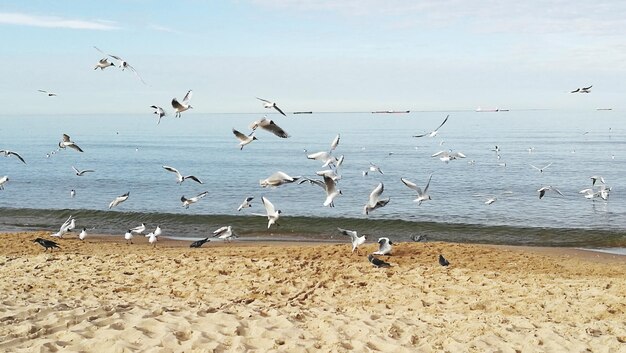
top-left (0, 12), bottom-right (119, 30)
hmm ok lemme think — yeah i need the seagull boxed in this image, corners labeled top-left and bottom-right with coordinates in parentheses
top-left (530, 162), bottom-right (553, 173)
top-left (0, 150), bottom-right (26, 164)
top-left (59, 134), bottom-right (84, 152)
top-left (304, 150), bottom-right (338, 168)
top-left (337, 228), bottom-right (367, 254)
top-left (579, 188), bottom-right (599, 200)
top-left (93, 46), bottom-right (146, 84)
top-left (124, 230), bottom-right (134, 244)
top-left (213, 226), bottom-right (236, 242)
top-left (33, 238), bottom-right (60, 251)
top-left (51, 215), bottom-right (73, 238)
top-left (67, 218), bottom-right (76, 232)
top-left (485, 197), bottom-right (497, 205)
top-left (190, 237), bottom-right (210, 248)
top-left (253, 196), bottom-right (282, 229)
top-left (37, 89), bottom-right (57, 96)
top-left (401, 174), bottom-right (432, 205)
top-left (438, 254), bottom-right (450, 266)
top-left (571, 85), bottom-right (592, 93)
top-left (537, 186), bottom-right (564, 199)
top-left (590, 175), bottom-right (605, 186)
top-left (150, 105), bottom-right (166, 125)
top-left (368, 254), bottom-right (391, 268)
top-left (181, 191), bottom-right (209, 208)
top-left (70, 189), bottom-right (76, 198)
top-left (363, 162), bottom-right (383, 176)
top-left (0, 176), bottom-right (8, 190)
top-left (93, 58), bottom-right (115, 70)
top-left (232, 129), bottom-right (258, 150)
top-left (79, 228), bottom-right (87, 241)
top-left (154, 225), bottom-right (162, 237)
top-left (162, 165), bottom-right (203, 184)
top-left (256, 97), bottom-right (286, 116)
top-left (316, 168), bottom-right (341, 182)
top-left (413, 115), bottom-right (449, 138)
top-left (249, 117), bottom-right (289, 138)
top-left (130, 223), bottom-right (147, 234)
top-left (364, 183), bottom-right (390, 215)
top-left (147, 232), bottom-right (157, 247)
top-left (109, 192), bottom-right (130, 209)
top-left (72, 166), bottom-right (95, 176)
top-left (411, 234), bottom-right (427, 242)
top-left (259, 171), bottom-right (300, 188)
top-left (330, 134), bottom-right (340, 151)
top-left (237, 196), bottom-right (254, 211)
top-left (322, 175), bottom-right (342, 207)
top-left (372, 237), bottom-right (393, 255)
top-left (172, 90), bottom-right (193, 117)
top-left (431, 150), bottom-right (466, 163)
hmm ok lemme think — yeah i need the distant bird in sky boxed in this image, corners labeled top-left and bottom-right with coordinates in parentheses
top-left (0, 150), bottom-right (26, 164)
top-left (37, 89), bottom-right (57, 96)
top-left (33, 238), bottom-right (60, 251)
top-left (150, 105), bottom-right (166, 125)
top-left (93, 46), bottom-right (146, 84)
top-left (162, 165), bottom-right (203, 184)
top-left (368, 254), bottom-right (391, 268)
top-left (253, 196), bottom-right (282, 229)
top-left (530, 162), bottom-right (553, 173)
top-left (181, 191), bottom-right (209, 208)
top-left (413, 115), bottom-right (449, 138)
top-left (256, 97), bottom-right (286, 116)
top-left (172, 90), bottom-right (193, 118)
top-left (59, 134), bottom-right (84, 152)
top-left (438, 254), bottom-right (450, 266)
top-left (93, 58), bottom-right (115, 70)
top-left (0, 176), bottom-right (8, 190)
top-left (537, 186), bottom-right (564, 199)
top-left (232, 129), bottom-right (258, 150)
top-left (571, 85), bottom-right (592, 93)
top-left (190, 237), bottom-right (210, 248)
top-left (249, 117), bottom-right (290, 138)
top-left (72, 166), bottom-right (95, 176)
top-left (109, 192), bottom-right (130, 209)
top-left (372, 237), bottom-right (393, 255)
top-left (363, 182), bottom-right (390, 215)
top-left (401, 174), bottom-right (433, 205)
top-left (337, 227), bottom-right (367, 254)
top-left (237, 196), bottom-right (254, 211)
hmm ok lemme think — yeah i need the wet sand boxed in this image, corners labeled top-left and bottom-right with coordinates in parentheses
top-left (0, 231), bottom-right (625, 352)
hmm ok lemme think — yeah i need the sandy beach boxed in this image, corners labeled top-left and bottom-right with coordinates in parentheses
top-left (0, 232), bottom-right (625, 352)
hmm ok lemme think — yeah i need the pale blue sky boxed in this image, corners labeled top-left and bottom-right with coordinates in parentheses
top-left (1, 0), bottom-right (625, 114)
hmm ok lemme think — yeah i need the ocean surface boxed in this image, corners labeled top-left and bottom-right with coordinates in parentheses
top-left (1, 110), bottom-right (625, 249)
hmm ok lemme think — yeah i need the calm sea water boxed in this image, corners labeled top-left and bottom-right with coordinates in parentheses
top-left (1, 110), bottom-right (625, 248)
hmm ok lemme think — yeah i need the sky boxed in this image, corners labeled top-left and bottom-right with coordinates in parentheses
top-left (1, 0), bottom-right (625, 114)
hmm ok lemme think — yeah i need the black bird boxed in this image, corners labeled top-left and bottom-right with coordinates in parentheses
top-left (190, 237), bottom-right (210, 248)
top-left (33, 238), bottom-right (60, 251)
top-left (368, 254), bottom-right (391, 268)
top-left (438, 254), bottom-right (450, 266)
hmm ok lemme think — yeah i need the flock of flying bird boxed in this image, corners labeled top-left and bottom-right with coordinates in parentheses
top-left (22, 51), bottom-right (611, 266)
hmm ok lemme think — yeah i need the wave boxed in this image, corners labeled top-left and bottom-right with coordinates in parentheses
top-left (0, 207), bottom-right (624, 248)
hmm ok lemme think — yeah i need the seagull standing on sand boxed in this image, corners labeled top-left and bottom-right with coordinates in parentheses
top-left (154, 225), bottom-right (162, 237)
top-left (237, 196), bottom-right (254, 211)
top-left (0, 176), bottom-right (8, 190)
top-left (368, 254), bottom-right (391, 268)
top-left (72, 166), bottom-right (95, 176)
top-left (150, 106), bottom-right (166, 125)
top-left (181, 191), bottom-right (209, 208)
top-left (172, 90), bottom-right (193, 118)
top-left (93, 46), bottom-right (147, 84)
top-left (372, 237), bottom-right (393, 255)
top-left (109, 192), bottom-right (130, 209)
top-left (0, 150), bottom-right (26, 164)
top-left (33, 238), bottom-right (60, 251)
top-left (253, 196), bottom-right (282, 229)
top-left (124, 230), bottom-right (134, 244)
top-left (256, 97), bottom-right (286, 116)
top-left (337, 228), bottom-right (367, 254)
top-left (401, 174), bottom-right (433, 205)
top-left (79, 228), bottom-right (87, 241)
top-left (59, 134), bottom-right (84, 152)
top-left (363, 183), bottom-right (390, 215)
top-left (413, 115), bottom-right (449, 138)
top-left (249, 117), bottom-right (290, 138)
top-left (232, 129), bottom-right (258, 150)
top-left (162, 166), bottom-right (203, 184)
top-left (130, 223), bottom-right (147, 235)
top-left (213, 226), bottom-right (236, 242)
top-left (147, 232), bottom-right (157, 247)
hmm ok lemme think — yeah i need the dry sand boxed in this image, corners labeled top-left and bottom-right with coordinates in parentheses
top-left (0, 231), bottom-right (625, 352)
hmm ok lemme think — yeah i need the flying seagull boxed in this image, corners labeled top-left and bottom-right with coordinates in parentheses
top-left (162, 165), bottom-right (203, 184)
top-left (190, 237), bottom-right (210, 248)
top-left (337, 227), bottom-right (367, 254)
top-left (0, 176), bottom-right (8, 190)
top-left (432, 150), bottom-right (466, 163)
top-left (94, 58), bottom-right (115, 70)
top-left (0, 150), bottom-right (26, 164)
top-left (252, 196), bottom-right (282, 229)
top-left (372, 237), bottom-right (393, 255)
top-left (237, 196), bottom-right (254, 211)
top-left (363, 182), bottom-right (390, 215)
top-left (109, 192), bottom-right (130, 209)
top-left (322, 175), bottom-right (342, 207)
top-left (232, 129), bottom-right (258, 150)
top-left (51, 215), bottom-right (74, 238)
top-left (413, 115), bottom-right (449, 138)
top-left (401, 174), bottom-right (432, 205)
top-left (571, 85), bottom-right (592, 93)
top-left (93, 46), bottom-right (146, 84)
top-left (249, 117), bottom-right (290, 138)
top-left (33, 238), bottom-right (60, 251)
top-left (438, 254), bottom-right (450, 266)
top-left (530, 162), bottom-right (553, 173)
top-left (537, 186), bottom-right (564, 199)
top-left (362, 162), bottom-right (383, 176)
top-left (59, 134), bottom-right (84, 152)
top-left (368, 254), bottom-right (391, 268)
top-left (172, 90), bottom-right (193, 118)
top-left (150, 106), bottom-right (166, 125)
top-left (259, 171), bottom-right (300, 188)
top-left (256, 97), bottom-right (286, 116)
top-left (181, 191), bottom-right (209, 208)
top-left (72, 166), bottom-right (95, 176)
top-left (590, 175), bottom-right (605, 186)
top-left (304, 150), bottom-right (338, 168)
top-left (130, 223), bottom-right (147, 234)
top-left (37, 89), bottom-right (57, 96)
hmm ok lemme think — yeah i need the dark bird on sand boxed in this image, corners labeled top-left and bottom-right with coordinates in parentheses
top-left (33, 238), bottom-right (60, 251)
top-left (368, 254), bottom-right (391, 268)
top-left (439, 254), bottom-right (450, 266)
top-left (190, 238), bottom-right (210, 248)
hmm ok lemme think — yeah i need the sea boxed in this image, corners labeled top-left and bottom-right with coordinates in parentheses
top-left (1, 110), bottom-right (625, 253)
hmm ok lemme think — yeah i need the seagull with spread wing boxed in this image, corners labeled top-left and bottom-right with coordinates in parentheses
top-left (93, 46), bottom-right (146, 84)
top-left (414, 115), bottom-right (449, 138)
top-left (162, 165), bottom-right (203, 184)
top-left (172, 90), bottom-right (193, 118)
top-left (256, 97), bottom-right (286, 116)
